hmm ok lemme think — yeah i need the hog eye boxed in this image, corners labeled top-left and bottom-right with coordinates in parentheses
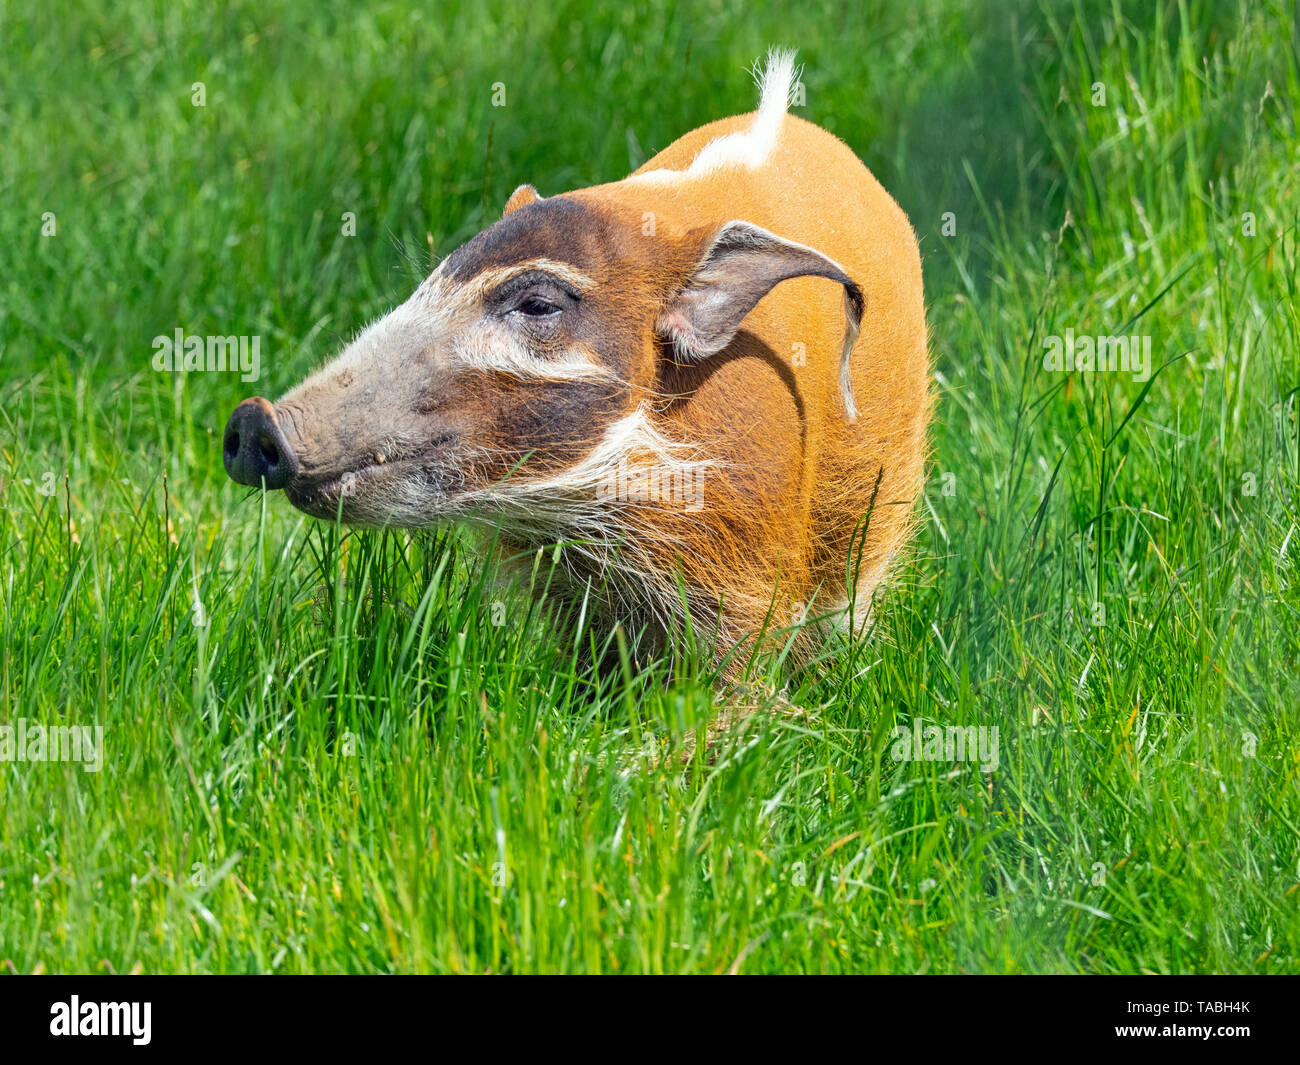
top-left (492, 272), bottom-right (578, 322)
top-left (516, 294), bottom-right (562, 318)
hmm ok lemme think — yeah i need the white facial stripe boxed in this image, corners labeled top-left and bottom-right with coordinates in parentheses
top-left (452, 330), bottom-right (620, 383)
top-left (283, 252), bottom-right (613, 413)
top-left (408, 259), bottom-right (614, 383)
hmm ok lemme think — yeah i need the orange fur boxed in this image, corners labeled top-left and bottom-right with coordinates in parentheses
top-left (554, 110), bottom-right (931, 651)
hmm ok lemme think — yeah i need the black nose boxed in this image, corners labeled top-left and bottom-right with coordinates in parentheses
top-left (223, 397), bottom-right (299, 490)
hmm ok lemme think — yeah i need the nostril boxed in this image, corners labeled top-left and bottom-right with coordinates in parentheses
top-left (224, 430), bottom-right (240, 464)
top-left (257, 432), bottom-right (280, 470)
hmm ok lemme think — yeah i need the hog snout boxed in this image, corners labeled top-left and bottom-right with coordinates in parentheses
top-left (223, 396), bottom-right (299, 490)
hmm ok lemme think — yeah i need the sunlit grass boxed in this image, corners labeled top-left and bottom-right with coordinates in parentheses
top-left (1, 0), bottom-right (1297, 973)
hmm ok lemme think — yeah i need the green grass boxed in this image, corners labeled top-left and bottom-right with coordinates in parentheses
top-left (2, 0), bottom-right (1298, 973)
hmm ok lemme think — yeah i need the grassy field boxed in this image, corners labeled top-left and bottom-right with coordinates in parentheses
top-left (2, 0), bottom-right (1298, 974)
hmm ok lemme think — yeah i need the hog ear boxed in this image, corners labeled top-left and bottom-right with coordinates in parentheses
top-left (503, 184), bottom-right (542, 216)
top-left (655, 220), bottom-right (864, 420)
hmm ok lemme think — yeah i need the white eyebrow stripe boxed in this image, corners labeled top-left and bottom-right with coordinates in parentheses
top-left (472, 259), bottom-right (596, 295)
top-left (411, 260), bottom-right (596, 322)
